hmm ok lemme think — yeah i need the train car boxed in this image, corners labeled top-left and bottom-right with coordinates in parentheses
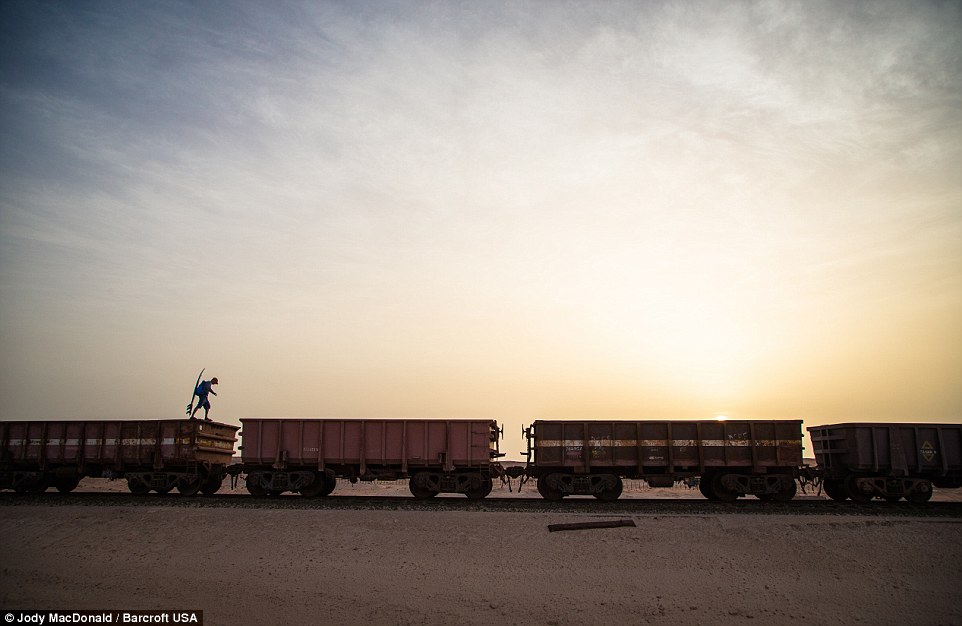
top-left (808, 422), bottom-right (962, 503)
top-left (238, 418), bottom-right (503, 499)
top-left (0, 419), bottom-right (239, 495)
top-left (524, 419), bottom-right (804, 501)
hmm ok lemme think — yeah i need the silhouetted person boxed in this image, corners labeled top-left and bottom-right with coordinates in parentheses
top-left (190, 377), bottom-right (218, 421)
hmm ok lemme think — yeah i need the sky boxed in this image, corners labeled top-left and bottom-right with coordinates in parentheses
top-left (1, 0), bottom-right (960, 458)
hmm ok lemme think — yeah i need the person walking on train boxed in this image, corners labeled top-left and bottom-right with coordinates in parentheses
top-left (190, 377), bottom-right (219, 421)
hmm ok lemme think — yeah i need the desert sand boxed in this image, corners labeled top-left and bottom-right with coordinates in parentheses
top-left (2, 479), bottom-right (961, 626)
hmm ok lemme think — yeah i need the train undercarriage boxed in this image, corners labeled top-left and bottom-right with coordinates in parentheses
top-left (820, 475), bottom-right (936, 503)
top-left (530, 470), bottom-right (798, 502)
top-left (0, 462), bottom-right (228, 496)
top-left (242, 467), bottom-right (496, 500)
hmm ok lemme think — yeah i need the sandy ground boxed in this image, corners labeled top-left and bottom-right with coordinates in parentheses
top-left (1, 484), bottom-right (960, 626)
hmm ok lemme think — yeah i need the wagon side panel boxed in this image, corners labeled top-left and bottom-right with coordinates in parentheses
top-left (533, 421), bottom-right (579, 468)
top-left (3, 422), bottom-right (35, 465)
top-left (749, 420), bottom-right (804, 469)
top-left (240, 419), bottom-right (282, 465)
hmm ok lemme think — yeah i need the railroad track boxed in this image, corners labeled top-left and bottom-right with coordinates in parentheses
top-left (2, 492), bottom-right (961, 517)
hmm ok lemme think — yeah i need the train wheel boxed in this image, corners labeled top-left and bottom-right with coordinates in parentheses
top-left (822, 479), bottom-right (848, 501)
top-left (465, 478), bottom-right (493, 500)
top-left (298, 472), bottom-right (328, 497)
top-left (710, 473), bottom-right (739, 502)
top-left (698, 474), bottom-right (716, 501)
top-left (409, 475), bottom-right (438, 499)
top-left (200, 476), bottom-right (223, 495)
top-left (908, 485), bottom-right (933, 504)
top-left (772, 479), bottom-right (797, 502)
top-left (127, 478), bottom-right (150, 495)
top-left (245, 477), bottom-right (267, 497)
top-left (177, 477), bottom-right (203, 496)
top-left (55, 476), bottom-right (80, 494)
top-left (594, 476), bottom-right (623, 501)
top-left (845, 476), bottom-right (872, 503)
top-left (322, 473), bottom-right (337, 496)
top-left (536, 475), bottom-right (564, 501)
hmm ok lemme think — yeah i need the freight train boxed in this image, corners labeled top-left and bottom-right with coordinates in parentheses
top-left (1, 418), bottom-right (959, 503)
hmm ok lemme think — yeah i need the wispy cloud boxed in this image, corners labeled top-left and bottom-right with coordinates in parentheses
top-left (1, 1), bottom-right (960, 421)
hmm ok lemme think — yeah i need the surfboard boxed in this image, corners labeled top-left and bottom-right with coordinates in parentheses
top-left (186, 368), bottom-right (205, 416)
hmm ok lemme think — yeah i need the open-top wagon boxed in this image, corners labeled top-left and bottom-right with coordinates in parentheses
top-left (0, 419), bottom-right (239, 495)
top-left (238, 418), bottom-right (503, 499)
top-left (523, 419), bottom-right (804, 501)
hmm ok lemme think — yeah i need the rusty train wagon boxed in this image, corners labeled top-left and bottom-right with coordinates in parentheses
top-left (525, 420), bottom-right (804, 501)
top-left (809, 422), bottom-right (962, 503)
top-left (239, 418), bottom-right (503, 499)
top-left (0, 419), bottom-right (239, 495)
